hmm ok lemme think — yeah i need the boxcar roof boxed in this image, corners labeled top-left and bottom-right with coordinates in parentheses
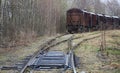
top-left (89, 12), bottom-right (95, 15)
top-left (97, 14), bottom-right (103, 16)
top-left (67, 8), bottom-right (82, 13)
top-left (105, 15), bottom-right (111, 18)
top-left (82, 10), bottom-right (87, 12)
top-left (112, 16), bottom-right (119, 18)
top-left (67, 8), bottom-right (119, 18)
top-left (84, 11), bottom-right (91, 14)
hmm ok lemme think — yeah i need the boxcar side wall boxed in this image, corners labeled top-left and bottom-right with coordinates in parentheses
top-left (66, 8), bottom-right (82, 33)
top-left (84, 13), bottom-right (91, 27)
top-left (80, 12), bottom-right (85, 26)
top-left (66, 8), bottom-right (120, 33)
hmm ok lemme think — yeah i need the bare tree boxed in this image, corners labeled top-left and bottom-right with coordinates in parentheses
top-left (106, 0), bottom-right (120, 16)
top-left (94, 0), bottom-right (105, 14)
top-left (0, 0), bottom-right (120, 48)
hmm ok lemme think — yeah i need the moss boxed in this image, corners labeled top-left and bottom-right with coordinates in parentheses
top-left (0, 56), bottom-right (7, 61)
top-left (106, 49), bottom-right (120, 55)
top-left (114, 69), bottom-right (120, 73)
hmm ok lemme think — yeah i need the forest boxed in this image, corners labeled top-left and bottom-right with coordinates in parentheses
top-left (0, 0), bottom-right (120, 73)
top-left (0, 0), bottom-right (120, 48)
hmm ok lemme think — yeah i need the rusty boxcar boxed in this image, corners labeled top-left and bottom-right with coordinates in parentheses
top-left (66, 8), bottom-right (120, 33)
top-left (66, 8), bottom-right (82, 33)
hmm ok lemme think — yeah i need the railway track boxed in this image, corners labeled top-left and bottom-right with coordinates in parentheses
top-left (69, 34), bottom-right (100, 73)
top-left (32, 34), bottom-right (100, 73)
top-left (1, 32), bottom-right (101, 73)
top-left (19, 34), bottom-right (72, 73)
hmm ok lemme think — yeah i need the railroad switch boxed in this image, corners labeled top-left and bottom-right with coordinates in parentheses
top-left (28, 51), bottom-right (79, 70)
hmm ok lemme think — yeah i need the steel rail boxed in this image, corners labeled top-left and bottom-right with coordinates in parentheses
top-left (1, 33), bottom-right (100, 73)
top-left (69, 34), bottom-right (101, 73)
top-left (19, 34), bottom-right (70, 73)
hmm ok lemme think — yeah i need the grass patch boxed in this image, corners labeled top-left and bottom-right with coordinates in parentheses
top-left (114, 69), bottom-right (120, 73)
top-left (106, 49), bottom-right (120, 55)
top-left (0, 36), bottom-right (56, 66)
top-left (90, 31), bottom-right (100, 35)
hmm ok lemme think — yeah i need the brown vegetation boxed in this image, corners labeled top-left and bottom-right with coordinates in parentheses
top-left (0, 0), bottom-right (120, 48)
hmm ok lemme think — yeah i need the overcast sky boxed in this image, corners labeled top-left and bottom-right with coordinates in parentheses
top-left (101, 0), bottom-right (108, 3)
top-left (67, 0), bottom-right (120, 7)
top-left (101, 0), bottom-right (120, 4)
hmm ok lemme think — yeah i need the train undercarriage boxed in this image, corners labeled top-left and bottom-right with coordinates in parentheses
top-left (67, 24), bottom-right (100, 33)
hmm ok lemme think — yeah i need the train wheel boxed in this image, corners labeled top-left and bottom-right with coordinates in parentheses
top-left (90, 26), bottom-right (94, 31)
top-left (118, 24), bottom-right (120, 29)
top-left (86, 27), bottom-right (89, 32)
top-left (84, 26), bottom-right (89, 32)
top-left (116, 24), bottom-right (120, 29)
top-left (75, 28), bottom-right (79, 33)
top-left (68, 29), bottom-right (72, 33)
top-left (67, 26), bottom-right (73, 34)
top-left (78, 26), bottom-right (84, 33)
top-left (93, 26), bottom-right (99, 31)
top-left (96, 24), bottom-right (101, 31)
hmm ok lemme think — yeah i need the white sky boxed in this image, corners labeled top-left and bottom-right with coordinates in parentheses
top-left (101, 0), bottom-right (120, 4)
top-left (100, 0), bottom-right (108, 3)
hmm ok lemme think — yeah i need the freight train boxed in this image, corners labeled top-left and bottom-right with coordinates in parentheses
top-left (66, 8), bottom-right (120, 33)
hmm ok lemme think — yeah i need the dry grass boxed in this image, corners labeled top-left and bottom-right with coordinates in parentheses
top-left (74, 30), bottom-right (120, 73)
top-left (0, 35), bottom-right (57, 73)
top-left (1, 30), bottom-right (120, 73)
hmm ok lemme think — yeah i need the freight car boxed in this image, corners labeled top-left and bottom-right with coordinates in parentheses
top-left (66, 8), bottom-right (120, 33)
top-left (66, 8), bottom-right (82, 33)
top-left (112, 16), bottom-right (120, 29)
top-left (91, 12), bottom-right (98, 31)
top-left (83, 11), bottom-right (91, 32)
